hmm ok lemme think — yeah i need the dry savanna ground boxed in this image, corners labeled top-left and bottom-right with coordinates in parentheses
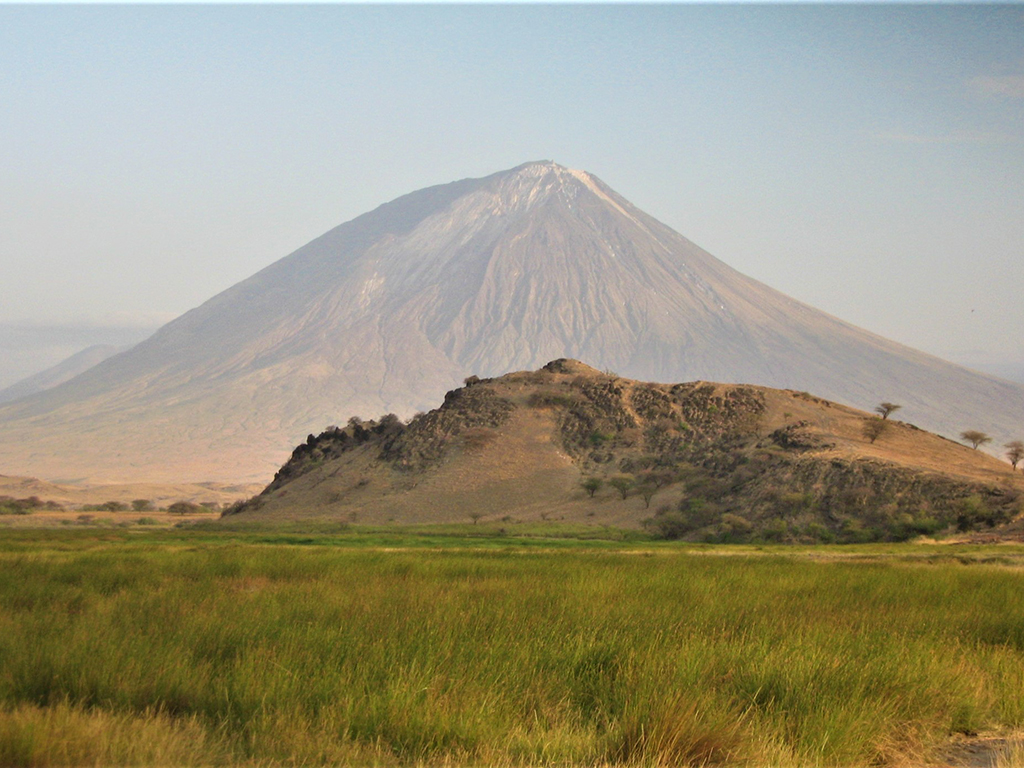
top-left (0, 473), bottom-right (260, 528)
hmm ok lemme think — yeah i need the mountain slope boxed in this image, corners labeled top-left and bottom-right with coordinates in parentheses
top-left (0, 161), bottom-right (1021, 483)
top-left (0, 344), bottom-right (126, 405)
top-left (231, 361), bottom-right (1024, 540)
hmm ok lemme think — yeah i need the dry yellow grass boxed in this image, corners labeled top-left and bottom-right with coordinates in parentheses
top-left (758, 387), bottom-right (1018, 487)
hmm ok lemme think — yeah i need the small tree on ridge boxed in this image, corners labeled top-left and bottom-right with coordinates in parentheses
top-left (862, 418), bottom-right (889, 444)
top-left (1006, 440), bottom-right (1024, 470)
top-left (960, 430), bottom-right (992, 450)
top-left (875, 402), bottom-right (902, 420)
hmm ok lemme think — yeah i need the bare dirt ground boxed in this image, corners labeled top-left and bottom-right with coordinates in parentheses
top-left (933, 732), bottom-right (1024, 767)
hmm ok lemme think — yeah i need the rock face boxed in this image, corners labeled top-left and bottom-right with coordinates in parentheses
top-left (232, 361), bottom-right (1024, 541)
top-left (0, 161), bottom-right (1021, 483)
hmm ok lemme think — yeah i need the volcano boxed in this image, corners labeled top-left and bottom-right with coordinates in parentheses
top-left (1, 161), bottom-right (1021, 482)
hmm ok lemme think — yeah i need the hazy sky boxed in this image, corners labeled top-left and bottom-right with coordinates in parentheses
top-left (2, 4), bottom-right (1023, 388)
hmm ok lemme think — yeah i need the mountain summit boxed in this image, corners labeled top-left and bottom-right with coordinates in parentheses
top-left (1, 161), bottom-right (1021, 482)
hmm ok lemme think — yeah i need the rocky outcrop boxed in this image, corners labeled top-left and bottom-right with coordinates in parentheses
top-left (231, 362), bottom-right (1024, 542)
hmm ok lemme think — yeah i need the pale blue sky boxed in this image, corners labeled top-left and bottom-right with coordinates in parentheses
top-left (1, 5), bottom-right (1023, 387)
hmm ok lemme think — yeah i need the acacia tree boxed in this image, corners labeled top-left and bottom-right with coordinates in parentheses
top-left (638, 482), bottom-right (658, 509)
top-left (875, 402), bottom-right (902, 420)
top-left (1006, 440), bottom-right (1024, 470)
top-left (609, 475), bottom-right (635, 500)
top-left (640, 469), bottom-right (676, 489)
top-left (960, 430), bottom-right (992, 450)
top-left (862, 418), bottom-right (889, 444)
top-left (581, 477), bottom-right (603, 498)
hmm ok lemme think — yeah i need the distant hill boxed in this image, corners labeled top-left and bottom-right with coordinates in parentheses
top-left (0, 344), bottom-right (126, 404)
top-left (230, 361), bottom-right (1024, 542)
top-left (958, 361), bottom-right (1024, 386)
top-left (0, 161), bottom-right (1021, 483)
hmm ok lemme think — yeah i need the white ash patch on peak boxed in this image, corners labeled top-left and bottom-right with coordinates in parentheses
top-left (491, 162), bottom-right (610, 215)
top-left (357, 272), bottom-right (385, 309)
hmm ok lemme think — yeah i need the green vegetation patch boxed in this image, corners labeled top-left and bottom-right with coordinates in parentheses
top-left (1, 531), bottom-right (1023, 766)
top-left (0, 496), bottom-right (62, 515)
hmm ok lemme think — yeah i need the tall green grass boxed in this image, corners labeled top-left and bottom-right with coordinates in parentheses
top-left (1, 532), bottom-right (1023, 765)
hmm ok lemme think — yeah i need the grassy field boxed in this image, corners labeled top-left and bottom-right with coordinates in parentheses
top-left (1, 527), bottom-right (1023, 766)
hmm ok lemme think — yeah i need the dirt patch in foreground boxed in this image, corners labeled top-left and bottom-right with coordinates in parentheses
top-left (932, 732), bottom-right (1024, 767)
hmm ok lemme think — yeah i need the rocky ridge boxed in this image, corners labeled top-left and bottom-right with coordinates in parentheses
top-left (232, 361), bottom-right (1024, 542)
